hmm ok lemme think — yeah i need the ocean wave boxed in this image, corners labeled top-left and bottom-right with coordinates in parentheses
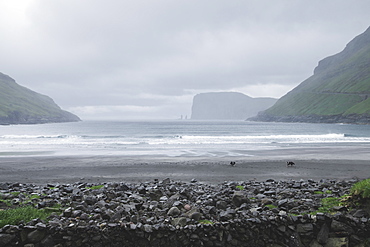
top-left (1, 134), bottom-right (81, 139)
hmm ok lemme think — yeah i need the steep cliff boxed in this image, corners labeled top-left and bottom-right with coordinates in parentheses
top-left (0, 72), bottom-right (80, 125)
top-left (251, 26), bottom-right (370, 124)
top-left (191, 92), bottom-right (277, 120)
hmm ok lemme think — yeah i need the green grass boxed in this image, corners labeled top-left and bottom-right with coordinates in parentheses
top-left (316, 197), bottom-right (342, 213)
top-left (0, 206), bottom-right (52, 228)
top-left (85, 185), bottom-right (104, 190)
top-left (198, 220), bottom-right (214, 224)
top-left (314, 190), bottom-right (332, 194)
top-left (265, 204), bottom-right (277, 209)
top-left (350, 178), bottom-right (370, 199)
top-left (309, 194), bottom-right (350, 215)
top-left (236, 185), bottom-right (245, 190)
top-left (0, 199), bottom-right (12, 207)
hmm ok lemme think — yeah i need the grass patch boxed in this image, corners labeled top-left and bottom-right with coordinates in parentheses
top-left (314, 190), bottom-right (332, 194)
top-left (0, 199), bottom-right (12, 207)
top-left (311, 196), bottom-right (348, 215)
top-left (350, 179), bottom-right (370, 199)
top-left (85, 185), bottom-right (104, 190)
top-left (0, 206), bottom-right (51, 228)
top-left (199, 220), bottom-right (214, 224)
top-left (236, 185), bottom-right (245, 190)
top-left (265, 204), bottom-right (277, 209)
top-left (317, 197), bottom-right (342, 213)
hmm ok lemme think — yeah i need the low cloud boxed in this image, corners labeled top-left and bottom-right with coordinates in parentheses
top-left (0, 1), bottom-right (369, 119)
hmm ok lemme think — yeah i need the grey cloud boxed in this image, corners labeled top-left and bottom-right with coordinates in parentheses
top-left (0, 0), bottom-right (369, 119)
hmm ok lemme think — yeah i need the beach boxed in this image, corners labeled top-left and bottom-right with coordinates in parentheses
top-left (1, 152), bottom-right (370, 246)
top-left (1, 120), bottom-right (370, 185)
top-left (0, 153), bottom-right (369, 185)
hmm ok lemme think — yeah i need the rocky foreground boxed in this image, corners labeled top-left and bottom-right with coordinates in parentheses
top-left (0, 178), bottom-right (369, 247)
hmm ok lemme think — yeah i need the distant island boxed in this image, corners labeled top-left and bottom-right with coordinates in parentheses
top-left (0, 72), bottom-right (80, 125)
top-left (191, 92), bottom-right (277, 120)
top-left (250, 26), bottom-right (370, 124)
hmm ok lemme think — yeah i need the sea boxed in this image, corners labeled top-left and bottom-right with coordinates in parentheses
top-left (1, 120), bottom-right (370, 159)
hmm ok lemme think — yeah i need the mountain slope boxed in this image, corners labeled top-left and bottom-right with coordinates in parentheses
top-left (251, 26), bottom-right (370, 124)
top-left (0, 72), bottom-right (80, 124)
top-left (191, 92), bottom-right (277, 120)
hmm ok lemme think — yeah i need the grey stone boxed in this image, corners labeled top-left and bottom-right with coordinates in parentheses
top-left (261, 198), bottom-right (274, 205)
top-left (297, 223), bottom-right (314, 233)
top-left (232, 191), bottom-right (249, 207)
top-left (352, 209), bottom-right (368, 218)
top-left (309, 240), bottom-right (323, 247)
top-left (167, 206), bottom-right (181, 216)
top-left (216, 200), bottom-right (227, 209)
top-left (41, 235), bottom-right (56, 247)
top-left (288, 232), bottom-right (302, 247)
top-left (219, 210), bottom-right (234, 221)
top-left (278, 199), bottom-right (288, 207)
top-left (84, 196), bottom-right (98, 205)
top-left (0, 234), bottom-right (15, 246)
top-left (324, 237), bottom-right (348, 247)
top-left (317, 223), bottom-right (329, 244)
top-left (143, 224), bottom-right (153, 233)
top-left (171, 217), bottom-right (187, 227)
top-left (161, 178), bottom-right (171, 185)
top-left (166, 193), bottom-right (180, 207)
top-left (27, 230), bottom-right (46, 243)
top-left (189, 211), bottom-right (201, 221)
top-left (331, 220), bottom-right (354, 234)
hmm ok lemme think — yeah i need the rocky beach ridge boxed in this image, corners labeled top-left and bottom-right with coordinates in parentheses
top-left (0, 178), bottom-right (369, 247)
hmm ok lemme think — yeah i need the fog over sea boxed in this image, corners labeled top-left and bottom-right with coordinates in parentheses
top-left (1, 120), bottom-right (370, 160)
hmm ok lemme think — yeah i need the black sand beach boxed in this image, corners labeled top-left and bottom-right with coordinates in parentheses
top-left (0, 154), bottom-right (369, 184)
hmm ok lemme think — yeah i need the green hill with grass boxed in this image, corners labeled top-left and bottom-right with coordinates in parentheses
top-left (0, 72), bottom-right (80, 125)
top-left (250, 26), bottom-right (370, 124)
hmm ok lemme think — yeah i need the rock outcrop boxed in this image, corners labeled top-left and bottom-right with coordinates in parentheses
top-left (0, 72), bottom-right (80, 125)
top-left (191, 92), bottom-right (276, 120)
top-left (250, 26), bottom-right (370, 124)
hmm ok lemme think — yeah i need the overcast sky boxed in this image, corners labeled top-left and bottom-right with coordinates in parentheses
top-left (0, 1), bottom-right (369, 120)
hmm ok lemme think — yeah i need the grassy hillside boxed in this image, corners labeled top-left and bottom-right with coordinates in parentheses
top-left (252, 26), bottom-right (370, 124)
top-left (0, 73), bottom-right (80, 124)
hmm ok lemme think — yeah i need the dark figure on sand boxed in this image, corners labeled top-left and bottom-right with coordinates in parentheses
top-left (286, 161), bottom-right (295, 167)
top-left (230, 161), bottom-right (236, 166)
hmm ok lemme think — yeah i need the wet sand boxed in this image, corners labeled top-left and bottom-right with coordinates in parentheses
top-left (0, 154), bottom-right (369, 184)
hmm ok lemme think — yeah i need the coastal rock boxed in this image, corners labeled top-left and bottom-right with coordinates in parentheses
top-left (232, 191), bottom-right (249, 207)
top-left (0, 179), bottom-right (369, 246)
top-left (317, 223), bottom-right (329, 244)
top-left (325, 237), bottom-right (348, 247)
top-left (0, 234), bottom-right (15, 246)
top-left (27, 230), bottom-right (46, 243)
top-left (171, 217), bottom-right (187, 227)
top-left (167, 206), bottom-right (181, 216)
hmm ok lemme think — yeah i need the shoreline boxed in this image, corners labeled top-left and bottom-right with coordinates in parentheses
top-left (0, 155), bottom-right (369, 185)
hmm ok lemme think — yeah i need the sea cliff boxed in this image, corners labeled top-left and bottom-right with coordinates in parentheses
top-left (250, 26), bottom-right (370, 124)
top-left (0, 72), bottom-right (80, 125)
